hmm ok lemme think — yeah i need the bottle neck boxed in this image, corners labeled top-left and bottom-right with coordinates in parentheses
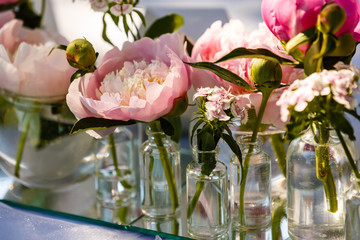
top-left (238, 135), bottom-right (262, 153)
top-left (192, 147), bottom-right (219, 163)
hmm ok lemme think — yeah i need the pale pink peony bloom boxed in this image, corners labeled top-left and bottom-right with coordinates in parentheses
top-left (190, 20), bottom-right (304, 130)
top-left (277, 63), bottom-right (359, 122)
top-left (0, 19), bottom-right (74, 97)
top-left (66, 33), bottom-right (190, 135)
top-left (261, 0), bottom-right (360, 41)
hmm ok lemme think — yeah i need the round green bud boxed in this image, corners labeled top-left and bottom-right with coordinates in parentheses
top-left (66, 39), bottom-right (97, 71)
top-left (326, 33), bottom-right (356, 57)
top-left (317, 3), bottom-right (346, 34)
top-left (251, 59), bottom-right (282, 91)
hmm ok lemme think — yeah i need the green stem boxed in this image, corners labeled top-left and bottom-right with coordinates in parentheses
top-left (38, 0), bottom-right (46, 27)
top-left (109, 132), bottom-right (133, 189)
top-left (117, 204), bottom-right (128, 224)
top-left (187, 181), bottom-right (205, 219)
top-left (15, 114), bottom-right (31, 178)
top-left (239, 89), bottom-right (272, 225)
top-left (149, 121), bottom-right (179, 213)
top-left (148, 155), bottom-right (154, 206)
top-left (270, 133), bottom-right (287, 178)
top-left (335, 128), bottom-right (360, 189)
top-left (314, 123), bottom-right (337, 213)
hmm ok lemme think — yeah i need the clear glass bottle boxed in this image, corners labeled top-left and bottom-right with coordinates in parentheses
top-left (345, 175), bottom-right (360, 240)
top-left (95, 127), bottom-right (137, 223)
top-left (186, 147), bottom-right (229, 239)
top-left (140, 124), bottom-right (181, 218)
top-left (230, 136), bottom-right (272, 229)
top-left (287, 127), bottom-right (356, 240)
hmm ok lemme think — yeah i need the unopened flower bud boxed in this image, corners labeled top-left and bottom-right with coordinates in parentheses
top-left (317, 3), bottom-right (346, 34)
top-left (251, 59), bottom-right (282, 91)
top-left (66, 39), bottom-right (97, 71)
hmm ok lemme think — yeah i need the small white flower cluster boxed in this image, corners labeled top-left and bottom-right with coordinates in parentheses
top-left (194, 86), bottom-right (248, 123)
top-left (90, 0), bottom-right (133, 16)
top-left (277, 62), bottom-right (359, 122)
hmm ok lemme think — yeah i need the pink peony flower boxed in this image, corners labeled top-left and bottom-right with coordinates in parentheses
top-left (0, 19), bottom-right (74, 97)
top-left (66, 33), bottom-right (190, 127)
top-left (0, 10), bottom-right (14, 28)
top-left (277, 63), bottom-right (359, 122)
top-left (190, 20), bottom-right (304, 130)
top-left (261, 0), bottom-right (360, 41)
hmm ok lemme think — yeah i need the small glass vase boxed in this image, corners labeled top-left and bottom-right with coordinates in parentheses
top-left (345, 175), bottom-right (360, 240)
top-left (186, 147), bottom-right (229, 239)
top-left (94, 127), bottom-right (137, 224)
top-left (287, 127), bottom-right (356, 240)
top-left (140, 122), bottom-right (181, 218)
top-left (230, 136), bottom-right (272, 230)
top-left (0, 88), bottom-right (95, 189)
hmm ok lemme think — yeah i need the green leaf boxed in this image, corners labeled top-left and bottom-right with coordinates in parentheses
top-left (133, 9), bottom-right (146, 27)
top-left (48, 44), bottom-right (67, 56)
top-left (144, 13), bottom-right (184, 39)
top-left (159, 117), bottom-right (175, 137)
top-left (122, 14), bottom-right (130, 38)
top-left (196, 126), bottom-right (217, 151)
top-left (163, 116), bottom-right (182, 143)
top-left (222, 133), bottom-right (242, 165)
top-left (304, 36), bottom-right (322, 75)
top-left (285, 27), bottom-right (317, 53)
top-left (214, 47), bottom-right (295, 65)
top-left (70, 70), bottom-right (88, 82)
top-left (330, 113), bottom-right (355, 141)
top-left (190, 118), bottom-right (203, 146)
top-left (184, 61), bottom-right (253, 91)
top-left (285, 114), bottom-right (310, 140)
top-left (110, 13), bottom-right (120, 26)
top-left (102, 13), bottom-right (114, 46)
top-left (70, 117), bottom-right (136, 134)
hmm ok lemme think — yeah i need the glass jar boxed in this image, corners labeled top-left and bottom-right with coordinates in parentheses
top-left (287, 127), bottom-right (356, 240)
top-left (345, 175), bottom-right (360, 240)
top-left (94, 127), bottom-right (138, 224)
top-left (140, 122), bottom-right (181, 218)
top-left (186, 147), bottom-right (229, 239)
top-left (0, 88), bottom-right (95, 189)
top-left (230, 136), bottom-right (271, 229)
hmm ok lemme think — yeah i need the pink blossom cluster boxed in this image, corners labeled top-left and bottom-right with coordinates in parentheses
top-left (90, 0), bottom-right (133, 15)
top-left (277, 62), bottom-right (359, 122)
top-left (193, 86), bottom-right (249, 123)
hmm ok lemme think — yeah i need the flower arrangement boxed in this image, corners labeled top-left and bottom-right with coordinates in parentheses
top-left (1, 0), bottom-right (360, 238)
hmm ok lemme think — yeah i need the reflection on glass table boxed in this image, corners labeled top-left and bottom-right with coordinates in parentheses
top-left (0, 150), bottom-right (289, 240)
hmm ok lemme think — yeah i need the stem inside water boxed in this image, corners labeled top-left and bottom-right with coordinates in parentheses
top-left (149, 121), bottom-right (179, 213)
top-left (108, 132), bottom-right (133, 190)
top-left (15, 113), bottom-right (31, 178)
top-left (239, 89), bottom-right (272, 225)
top-left (313, 123), bottom-right (338, 213)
